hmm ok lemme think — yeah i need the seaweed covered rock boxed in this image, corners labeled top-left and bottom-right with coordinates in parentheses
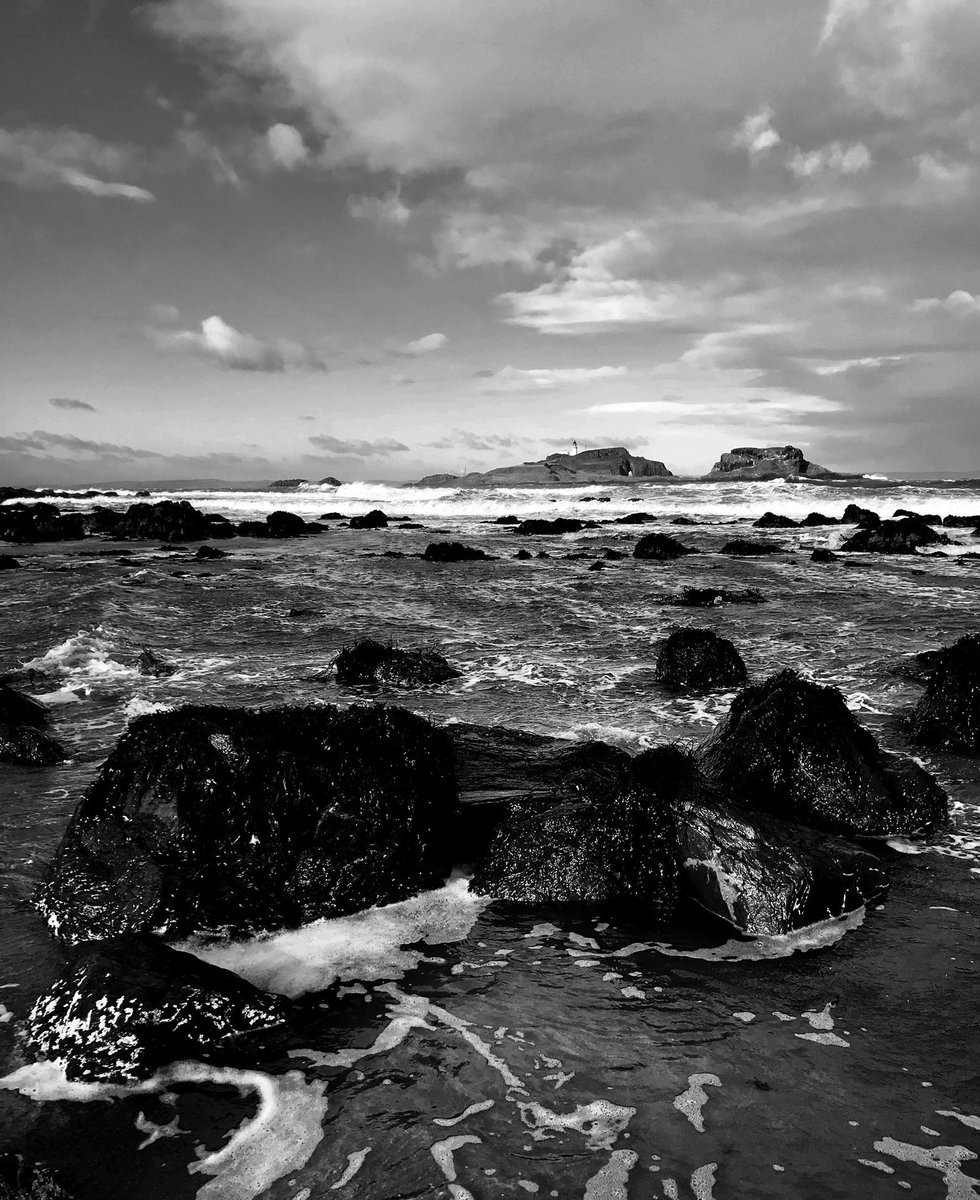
top-left (654, 629), bottom-right (747, 692)
top-left (633, 533), bottom-right (697, 560)
top-left (679, 794), bottom-right (888, 936)
top-left (698, 670), bottom-right (947, 837)
top-left (0, 504), bottom-right (85, 544)
top-left (349, 509), bottom-right (388, 530)
top-left (422, 542), bottom-right (492, 562)
top-left (470, 748), bottom-right (680, 913)
top-left (841, 517), bottom-right (949, 554)
top-left (36, 703), bottom-right (458, 943)
top-left (0, 1154), bottom-right (76, 1200)
top-left (26, 935), bottom-right (287, 1083)
top-left (753, 512), bottom-right (798, 528)
top-left (909, 633), bottom-right (980, 753)
top-left (720, 538), bottom-right (784, 556)
top-left (114, 501), bottom-right (212, 543)
top-left (515, 518), bottom-right (596, 536)
top-left (0, 685), bottom-right (65, 766)
top-left (335, 639), bottom-right (461, 688)
top-left (672, 587), bottom-right (765, 607)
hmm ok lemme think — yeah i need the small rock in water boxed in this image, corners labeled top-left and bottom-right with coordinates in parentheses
top-left (753, 511), bottom-right (799, 528)
top-left (335, 638), bottom-right (461, 688)
top-left (841, 517), bottom-right (948, 554)
top-left (633, 533), bottom-right (697, 560)
top-left (673, 587), bottom-right (765, 607)
top-left (810, 548), bottom-right (837, 563)
top-left (0, 555), bottom-right (22, 570)
top-left (720, 538), bottom-right (784, 556)
top-left (193, 544), bottom-right (228, 560)
top-left (349, 509), bottom-right (389, 530)
top-left (422, 541), bottom-right (492, 562)
top-left (654, 629), bottom-right (748, 692)
top-left (136, 649), bottom-right (176, 677)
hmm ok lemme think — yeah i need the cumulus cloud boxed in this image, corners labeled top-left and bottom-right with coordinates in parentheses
top-left (0, 126), bottom-right (154, 201)
top-left (912, 290), bottom-right (980, 317)
top-left (49, 397), bottom-right (96, 412)
top-left (425, 429), bottom-right (522, 451)
top-left (348, 190), bottom-right (412, 226)
top-left (308, 435), bottom-right (409, 456)
top-left (787, 141), bottom-right (871, 178)
top-left (150, 315), bottom-right (327, 372)
top-left (734, 108), bottom-right (781, 157)
top-left (480, 366), bottom-right (627, 393)
top-left (264, 122), bottom-right (309, 170)
top-left (395, 332), bottom-right (448, 356)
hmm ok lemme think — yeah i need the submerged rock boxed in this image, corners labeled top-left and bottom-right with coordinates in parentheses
top-left (654, 629), bottom-right (747, 692)
top-left (909, 633), bottom-right (980, 753)
top-left (841, 517), bottom-right (949, 554)
top-left (634, 532), bottom-right (697, 560)
top-left (0, 1154), bottom-right (76, 1200)
top-left (470, 748), bottom-right (680, 913)
top-left (698, 670), bottom-right (947, 837)
top-left (720, 538), bottom-right (784, 556)
top-left (349, 509), bottom-right (389, 530)
top-left (422, 541), bottom-right (492, 562)
top-left (36, 703), bottom-right (458, 943)
top-left (335, 639), bottom-right (461, 688)
top-left (672, 587), bottom-right (765, 607)
top-left (136, 649), bottom-right (176, 678)
top-left (26, 935), bottom-right (287, 1083)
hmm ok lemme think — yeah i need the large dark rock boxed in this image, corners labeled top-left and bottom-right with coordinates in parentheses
top-left (422, 542), bottom-right (492, 562)
top-left (470, 748), bottom-right (680, 913)
top-left (36, 704), bottom-right (458, 943)
top-left (943, 514), bottom-right (979, 528)
top-left (841, 516), bottom-right (949, 554)
top-left (634, 532), bottom-right (697, 560)
top-left (269, 478), bottom-right (308, 489)
top-left (0, 504), bottom-right (85, 544)
top-left (266, 510), bottom-right (309, 538)
top-left (0, 724), bottom-right (66, 767)
top-left (349, 509), bottom-right (389, 530)
top-left (611, 512), bottom-right (659, 525)
top-left (0, 555), bottom-right (21, 570)
top-left (679, 793), bottom-right (888, 936)
top-left (0, 1154), bottom-right (76, 1200)
top-left (26, 935), bottom-right (287, 1083)
top-left (654, 629), bottom-right (747, 692)
top-left (720, 539), bottom-right (784, 556)
top-left (800, 512), bottom-right (839, 526)
top-left (515, 518), bottom-right (596, 536)
top-left (753, 512), bottom-right (798, 528)
top-left (114, 501), bottom-right (212, 543)
top-left (842, 504), bottom-right (879, 526)
top-left (909, 633), bottom-right (980, 753)
top-left (672, 587), bottom-right (765, 607)
top-left (80, 506), bottom-right (122, 537)
top-left (810, 548), bottom-right (837, 563)
top-left (194, 544), bottom-right (228, 560)
top-left (894, 509), bottom-right (941, 524)
top-left (0, 684), bottom-right (49, 728)
top-left (709, 446), bottom-right (833, 479)
top-left (698, 670), bottom-right (947, 837)
top-left (335, 639), bottom-right (461, 688)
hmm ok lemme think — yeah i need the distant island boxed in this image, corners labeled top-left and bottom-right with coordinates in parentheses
top-left (411, 444), bottom-right (845, 487)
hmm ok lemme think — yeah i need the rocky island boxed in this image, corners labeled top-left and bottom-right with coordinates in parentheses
top-left (706, 445), bottom-right (835, 480)
top-left (414, 446), bottom-right (673, 487)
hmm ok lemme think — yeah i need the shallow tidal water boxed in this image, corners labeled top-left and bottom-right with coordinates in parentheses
top-left (0, 478), bottom-right (979, 1199)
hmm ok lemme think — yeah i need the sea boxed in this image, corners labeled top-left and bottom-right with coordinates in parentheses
top-left (0, 475), bottom-right (978, 1200)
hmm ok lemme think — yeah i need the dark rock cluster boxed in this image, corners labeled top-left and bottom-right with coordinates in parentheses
top-left (0, 684), bottom-right (66, 766)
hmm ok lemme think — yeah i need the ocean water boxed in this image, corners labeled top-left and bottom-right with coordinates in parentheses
top-left (0, 477), bottom-right (978, 1199)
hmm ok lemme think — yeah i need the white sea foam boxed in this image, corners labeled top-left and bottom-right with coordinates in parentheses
top-left (673, 1074), bottom-right (721, 1133)
top-left (583, 1149), bottom-right (639, 1199)
top-left (175, 875), bottom-right (488, 999)
top-left (24, 628), bottom-right (137, 681)
top-left (872, 1136), bottom-right (980, 1199)
top-left (330, 1147), bottom-right (371, 1190)
top-left (124, 697), bottom-right (175, 719)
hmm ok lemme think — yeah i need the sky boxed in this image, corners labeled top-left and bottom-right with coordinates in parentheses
top-left (1, 0), bottom-right (978, 485)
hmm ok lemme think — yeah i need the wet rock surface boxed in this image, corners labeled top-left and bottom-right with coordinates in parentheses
top-left (515, 518), bottom-right (597, 535)
top-left (841, 516), bottom-right (949, 554)
top-left (654, 628), bottom-right (748, 692)
top-left (909, 633), bottom-right (980, 753)
top-left (334, 638), bottom-right (461, 687)
top-left (721, 539), bottom-right (784, 556)
top-left (0, 686), bottom-right (65, 766)
top-left (633, 533), bottom-right (697, 560)
top-left (0, 1154), bottom-right (77, 1200)
top-left (25, 935), bottom-right (288, 1083)
top-left (136, 649), bottom-right (176, 678)
top-left (36, 704), bottom-right (458, 943)
top-left (672, 587), bottom-right (766, 606)
top-left (422, 541), bottom-right (493, 562)
top-left (698, 670), bottom-right (948, 837)
top-left (349, 509), bottom-right (389, 530)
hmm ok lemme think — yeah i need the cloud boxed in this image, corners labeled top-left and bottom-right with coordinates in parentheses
top-left (0, 126), bottom-right (154, 201)
top-left (348, 190), bottom-right (412, 226)
top-left (389, 374), bottom-right (415, 386)
top-left (424, 429), bottom-right (522, 452)
top-left (49, 397), bottom-right (96, 412)
top-left (150, 315), bottom-right (327, 372)
top-left (264, 122), bottom-right (309, 170)
top-left (734, 108), bottom-right (781, 157)
top-left (787, 141), bottom-right (871, 178)
top-left (308, 435), bottom-right (409, 456)
top-left (480, 365), bottom-right (627, 393)
top-left (912, 290), bottom-right (980, 317)
top-left (0, 430), bottom-right (158, 459)
top-left (395, 332), bottom-right (448, 356)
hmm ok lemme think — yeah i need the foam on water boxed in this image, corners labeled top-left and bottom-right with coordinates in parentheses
top-left (23, 627), bottom-right (137, 681)
top-left (871, 1136), bottom-right (980, 1199)
top-left (583, 1149), bottom-right (639, 1199)
top-left (673, 1074), bottom-right (721, 1133)
top-left (176, 875), bottom-right (489, 999)
top-left (0, 1060), bottom-right (329, 1200)
top-left (330, 1148), bottom-right (371, 1190)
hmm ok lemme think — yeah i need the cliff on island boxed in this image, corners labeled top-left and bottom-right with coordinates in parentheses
top-left (414, 446), bottom-right (673, 488)
top-left (707, 446), bottom-right (834, 480)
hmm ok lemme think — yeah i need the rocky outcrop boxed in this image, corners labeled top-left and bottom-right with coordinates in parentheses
top-left (318, 476), bottom-right (343, 486)
top-left (515, 518), bottom-right (597, 535)
top-left (753, 512), bottom-right (799, 528)
top-left (0, 1154), bottom-right (76, 1200)
top-left (841, 517), bottom-right (949, 554)
top-left (708, 446), bottom-right (834, 479)
top-left (269, 478), bottom-right (308, 489)
top-left (698, 670), bottom-right (947, 837)
top-left (113, 500), bottom-right (214, 542)
top-left (909, 633), bottom-right (980, 753)
top-left (0, 554), bottom-right (21, 569)
top-left (414, 446), bottom-right (673, 487)
top-left (0, 504), bottom-right (85, 544)
top-left (422, 542), bottom-right (493, 562)
top-left (810, 548), bottom-right (837, 563)
top-left (136, 649), bottom-right (176, 677)
top-left (26, 935), bottom-right (287, 1083)
top-left (801, 512), bottom-right (839, 526)
top-left (654, 629), bottom-right (747, 692)
top-left (266, 510), bottom-right (310, 538)
top-left (634, 532), bottom-right (697, 560)
top-left (672, 587), bottom-right (765, 606)
top-left (842, 504), bottom-right (879, 525)
top-left (36, 704), bottom-right (458, 943)
top-left (334, 639), bottom-right (461, 688)
top-left (721, 539), bottom-right (785, 556)
top-left (349, 509), bottom-right (389, 530)
top-left (0, 685), bottom-right (66, 767)
top-left (470, 748), bottom-right (680, 912)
